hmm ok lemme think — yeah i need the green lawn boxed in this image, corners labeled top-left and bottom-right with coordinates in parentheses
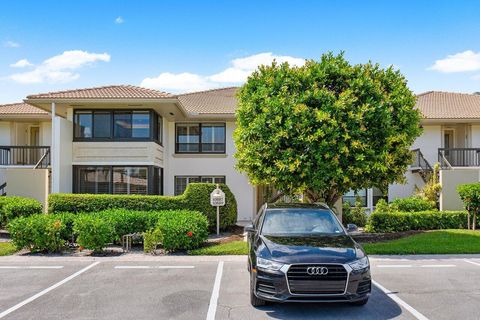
top-left (363, 229), bottom-right (480, 255)
top-left (188, 230), bottom-right (480, 256)
top-left (0, 242), bottom-right (16, 256)
top-left (188, 240), bottom-right (248, 255)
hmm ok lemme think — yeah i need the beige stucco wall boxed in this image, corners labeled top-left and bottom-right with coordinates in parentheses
top-left (440, 168), bottom-right (480, 211)
top-left (472, 125), bottom-right (480, 147)
top-left (165, 121), bottom-right (256, 222)
top-left (412, 125), bottom-right (441, 165)
top-left (72, 141), bottom-right (164, 167)
top-left (6, 168), bottom-right (49, 212)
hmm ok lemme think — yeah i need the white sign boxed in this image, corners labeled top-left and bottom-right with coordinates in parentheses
top-left (210, 187), bottom-right (225, 207)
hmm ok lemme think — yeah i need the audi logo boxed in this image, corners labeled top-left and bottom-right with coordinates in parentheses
top-left (306, 266), bottom-right (329, 275)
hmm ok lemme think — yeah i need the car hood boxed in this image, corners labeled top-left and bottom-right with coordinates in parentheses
top-left (259, 234), bottom-right (360, 264)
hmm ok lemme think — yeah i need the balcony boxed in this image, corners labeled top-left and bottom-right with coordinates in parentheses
top-left (0, 146), bottom-right (50, 168)
top-left (438, 148), bottom-right (480, 168)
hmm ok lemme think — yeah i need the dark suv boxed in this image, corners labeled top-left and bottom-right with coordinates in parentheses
top-left (245, 203), bottom-right (371, 307)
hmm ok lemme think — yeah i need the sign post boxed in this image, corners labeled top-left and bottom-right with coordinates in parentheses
top-left (210, 184), bottom-right (226, 235)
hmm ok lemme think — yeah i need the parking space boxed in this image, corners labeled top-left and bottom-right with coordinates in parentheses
top-left (0, 256), bottom-right (479, 319)
top-left (370, 258), bottom-right (480, 320)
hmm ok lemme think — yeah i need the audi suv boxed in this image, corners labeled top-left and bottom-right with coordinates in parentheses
top-left (245, 203), bottom-right (371, 306)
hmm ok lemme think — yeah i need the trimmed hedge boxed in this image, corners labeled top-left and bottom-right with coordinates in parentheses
top-left (73, 215), bottom-right (114, 252)
top-left (0, 196), bottom-right (43, 227)
top-left (8, 213), bottom-right (74, 252)
top-left (365, 210), bottom-right (469, 233)
top-left (8, 209), bottom-right (208, 253)
top-left (48, 183), bottom-right (237, 230)
top-left (390, 197), bottom-right (435, 212)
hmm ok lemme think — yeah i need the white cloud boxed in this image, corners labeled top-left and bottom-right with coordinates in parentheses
top-left (429, 50), bottom-right (480, 73)
top-left (4, 40), bottom-right (20, 48)
top-left (9, 50), bottom-right (110, 84)
top-left (10, 59), bottom-right (33, 68)
top-left (141, 52), bottom-right (305, 92)
top-left (115, 16), bottom-right (124, 24)
top-left (141, 72), bottom-right (216, 92)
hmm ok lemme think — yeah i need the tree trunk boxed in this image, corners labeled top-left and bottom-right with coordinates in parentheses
top-left (473, 209), bottom-right (477, 231)
top-left (468, 206), bottom-right (471, 230)
top-left (268, 190), bottom-right (285, 203)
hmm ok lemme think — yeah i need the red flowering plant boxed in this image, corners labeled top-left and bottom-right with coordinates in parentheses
top-left (186, 231), bottom-right (193, 237)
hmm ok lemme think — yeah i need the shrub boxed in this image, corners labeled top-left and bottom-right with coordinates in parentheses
top-left (49, 183), bottom-right (237, 231)
top-left (8, 213), bottom-right (72, 252)
top-left (390, 196), bottom-right (435, 212)
top-left (0, 196), bottom-right (43, 227)
top-left (365, 210), bottom-right (469, 233)
top-left (154, 210), bottom-right (209, 251)
top-left (73, 215), bottom-right (114, 252)
top-left (457, 182), bottom-right (480, 230)
top-left (373, 199), bottom-right (390, 214)
top-left (144, 228), bottom-right (163, 254)
top-left (342, 199), bottom-right (367, 227)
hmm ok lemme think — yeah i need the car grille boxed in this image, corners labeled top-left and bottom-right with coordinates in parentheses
top-left (257, 280), bottom-right (276, 296)
top-left (287, 264), bottom-right (348, 294)
top-left (357, 280), bottom-right (371, 295)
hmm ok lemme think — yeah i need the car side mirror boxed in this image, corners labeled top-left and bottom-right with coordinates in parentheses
top-left (244, 224), bottom-right (255, 233)
top-left (346, 224), bottom-right (358, 233)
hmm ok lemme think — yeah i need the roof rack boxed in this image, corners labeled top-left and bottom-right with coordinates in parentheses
top-left (265, 202), bottom-right (330, 210)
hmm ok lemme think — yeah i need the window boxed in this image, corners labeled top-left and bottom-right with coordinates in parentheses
top-left (93, 111), bottom-right (111, 138)
top-left (177, 124), bottom-right (200, 152)
top-left (342, 189), bottom-right (367, 207)
top-left (74, 111), bottom-right (92, 138)
top-left (73, 109), bottom-right (162, 144)
top-left (175, 123), bottom-right (225, 153)
top-left (74, 166), bottom-right (163, 195)
top-left (114, 112), bottom-right (132, 138)
top-left (77, 167), bottom-right (111, 194)
top-left (174, 175), bottom-right (225, 195)
top-left (372, 187), bottom-right (387, 206)
top-left (112, 167), bottom-right (148, 195)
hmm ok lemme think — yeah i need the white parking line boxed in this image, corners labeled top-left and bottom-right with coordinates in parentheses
top-left (464, 259), bottom-right (480, 267)
top-left (420, 265), bottom-right (456, 268)
top-left (377, 264), bottom-right (455, 268)
top-left (206, 261), bottom-right (224, 320)
top-left (377, 265), bottom-right (413, 268)
top-left (0, 266), bottom-right (64, 269)
top-left (114, 265), bottom-right (195, 269)
top-left (373, 280), bottom-right (429, 320)
top-left (0, 261), bottom-right (100, 319)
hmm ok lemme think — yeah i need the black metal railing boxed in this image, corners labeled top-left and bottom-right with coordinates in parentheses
top-left (0, 182), bottom-right (6, 196)
top-left (438, 148), bottom-right (480, 168)
top-left (0, 146), bottom-right (50, 167)
top-left (412, 149), bottom-right (433, 171)
top-left (411, 149), bottom-right (433, 182)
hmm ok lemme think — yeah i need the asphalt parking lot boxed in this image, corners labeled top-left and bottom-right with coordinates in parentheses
top-left (0, 255), bottom-right (479, 320)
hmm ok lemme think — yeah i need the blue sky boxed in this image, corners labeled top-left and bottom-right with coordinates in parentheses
top-left (1, 0), bottom-right (480, 103)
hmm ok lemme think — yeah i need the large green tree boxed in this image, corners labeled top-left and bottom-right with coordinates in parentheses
top-left (234, 52), bottom-right (422, 207)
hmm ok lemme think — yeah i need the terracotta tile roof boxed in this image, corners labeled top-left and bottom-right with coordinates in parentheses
top-left (178, 87), bottom-right (239, 114)
top-left (26, 85), bottom-right (174, 100)
top-left (0, 102), bottom-right (48, 115)
top-left (416, 91), bottom-right (480, 119)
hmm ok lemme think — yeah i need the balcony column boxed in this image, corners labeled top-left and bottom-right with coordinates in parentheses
top-left (51, 102), bottom-right (58, 193)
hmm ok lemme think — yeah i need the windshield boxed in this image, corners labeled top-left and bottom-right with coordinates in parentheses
top-left (261, 209), bottom-right (345, 236)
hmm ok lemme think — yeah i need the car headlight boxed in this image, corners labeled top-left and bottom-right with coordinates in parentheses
top-left (348, 257), bottom-right (369, 272)
top-left (256, 257), bottom-right (284, 271)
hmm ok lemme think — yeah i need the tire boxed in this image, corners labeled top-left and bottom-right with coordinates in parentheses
top-left (250, 278), bottom-right (266, 307)
top-left (351, 297), bottom-right (369, 306)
